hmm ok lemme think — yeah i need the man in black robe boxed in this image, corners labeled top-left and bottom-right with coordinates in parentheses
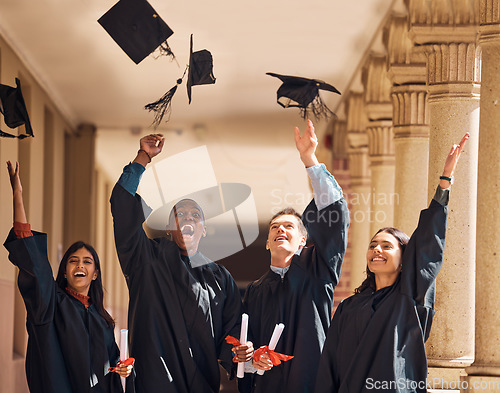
top-left (237, 120), bottom-right (349, 393)
top-left (110, 134), bottom-right (246, 393)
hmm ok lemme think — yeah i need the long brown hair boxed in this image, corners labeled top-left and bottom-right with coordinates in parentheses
top-left (55, 241), bottom-right (115, 327)
top-left (354, 227), bottom-right (410, 294)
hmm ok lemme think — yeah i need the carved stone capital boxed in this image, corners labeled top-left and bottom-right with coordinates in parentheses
top-left (383, 13), bottom-right (428, 85)
top-left (346, 92), bottom-right (367, 133)
top-left (331, 118), bottom-right (348, 160)
top-left (362, 55), bottom-right (393, 121)
top-left (348, 131), bottom-right (369, 150)
top-left (426, 43), bottom-right (481, 85)
top-left (366, 121), bottom-right (395, 158)
top-left (406, 0), bottom-right (479, 45)
top-left (479, 0), bottom-right (500, 25)
top-left (391, 84), bottom-right (429, 128)
top-left (347, 131), bottom-right (370, 180)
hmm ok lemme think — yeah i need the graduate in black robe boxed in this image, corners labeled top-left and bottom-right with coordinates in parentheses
top-left (233, 120), bottom-right (349, 393)
top-left (3, 161), bottom-right (133, 393)
top-left (314, 133), bottom-right (469, 393)
top-left (110, 134), bottom-right (247, 393)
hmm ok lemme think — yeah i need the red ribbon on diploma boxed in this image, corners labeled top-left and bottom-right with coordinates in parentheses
top-left (226, 335), bottom-right (244, 363)
top-left (108, 357), bottom-right (135, 373)
top-left (253, 346), bottom-right (294, 366)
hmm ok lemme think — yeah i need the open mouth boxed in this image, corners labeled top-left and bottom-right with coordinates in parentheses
top-left (181, 224), bottom-right (195, 236)
top-left (275, 236), bottom-right (287, 242)
top-left (74, 271), bottom-right (86, 277)
top-left (371, 257), bottom-right (386, 263)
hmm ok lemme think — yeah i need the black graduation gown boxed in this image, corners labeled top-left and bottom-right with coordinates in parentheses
top-left (4, 229), bottom-right (123, 393)
top-left (110, 183), bottom-right (242, 393)
top-left (240, 197), bottom-right (349, 393)
top-left (315, 198), bottom-right (448, 393)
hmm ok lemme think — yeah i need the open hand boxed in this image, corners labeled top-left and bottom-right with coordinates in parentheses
top-left (442, 132), bottom-right (469, 178)
top-left (6, 161), bottom-right (22, 193)
top-left (294, 119), bottom-right (319, 168)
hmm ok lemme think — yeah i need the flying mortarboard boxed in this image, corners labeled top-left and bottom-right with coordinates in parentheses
top-left (0, 78), bottom-right (34, 139)
top-left (145, 34), bottom-right (216, 127)
top-left (98, 0), bottom-right (175, 64)
top-left (266, 72), bottom-right (341, 120)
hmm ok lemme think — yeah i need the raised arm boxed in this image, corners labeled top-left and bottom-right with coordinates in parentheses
top-left (294, 121), bottom-right (349, 283)
top-left (7, 161), bottom-right (27, 224)
top-left (111, 134), bottom-right (165, 276)
top-left (438, 132), bottom-right (469, 189)
top-left (4, 161), bottom-right (55, 324)
top-left (401, 132), bottom-right (469, 308)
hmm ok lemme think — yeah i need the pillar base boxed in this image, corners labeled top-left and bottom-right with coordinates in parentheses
top-left (460, 375), bottom-right (500, 392)
top-left (427, 365), bottom-right (468, 390)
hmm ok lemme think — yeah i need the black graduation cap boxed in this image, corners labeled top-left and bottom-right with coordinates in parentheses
top-left (98, 0), bottom-right (175, 64)
top-left (145, 34), bottom-right (216, 127)
top-left (0, 78), bottom-right (34, 139)
top-left (266, 72), bottom-right (341, 120)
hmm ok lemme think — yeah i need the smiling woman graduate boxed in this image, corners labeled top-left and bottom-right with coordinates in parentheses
top-left (3, 161), bottom-right (133, 393)
top-left (314, 133), bottom-right (469, 393)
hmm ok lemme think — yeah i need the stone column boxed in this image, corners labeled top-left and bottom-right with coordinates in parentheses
top-left (63, 123), bottom-right (97, 246)
top-left (384, 13), bottom-right (430, 235)
top-left (366, 122), bottom-right (395, 235)
top-left (407, 0), bottom-right (480, 386)
top-left (345, 92), bottom-right (371, 292)
top-left (329, 117), bottom-right (353, 300)
top-left (362, 53), bottom-right (395, 235)
top-left (463, 1), bottom-right (500, 390)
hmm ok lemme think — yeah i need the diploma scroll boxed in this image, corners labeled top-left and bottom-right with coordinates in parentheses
top-left (257, 323), bottom-right (284, 375)
top-left (120, 329), bottom-right (128, 391)
top-left (237, 313), bottom-right (249, 378)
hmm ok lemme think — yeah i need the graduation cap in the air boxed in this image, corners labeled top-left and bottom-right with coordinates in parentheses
top-left (0, 78), bottom-right (34, 139)
top-left (266, 73), bottom-right (341, 120)
top-left (145, 34), bottom-right (216, 127)
top-left (98, 0), bottom-right (175, 64)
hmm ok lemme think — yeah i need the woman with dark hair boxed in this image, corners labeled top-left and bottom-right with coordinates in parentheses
top-left (314, 133), bottom-right (469, 393)
top-left (4, 161), bottom-right (133, 393)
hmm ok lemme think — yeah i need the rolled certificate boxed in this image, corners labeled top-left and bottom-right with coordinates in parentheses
top-left (237, 313), bottom-right (249, 378)
top-left (257, 323), bottom-right (284, 375)
top-left (120, 329), bottom-right (128, 391)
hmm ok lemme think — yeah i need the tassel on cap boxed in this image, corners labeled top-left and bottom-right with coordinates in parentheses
top-left (145, 77), bottom-right (183, 129)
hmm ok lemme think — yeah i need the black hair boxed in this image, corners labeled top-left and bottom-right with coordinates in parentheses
top-left (354, 227), bottom-right (410, 294)
top-left (55, 241), bottom-right (115, 328)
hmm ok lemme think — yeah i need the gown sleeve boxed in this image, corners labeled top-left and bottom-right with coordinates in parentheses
top-left (301, 165), bottom-right (350, 284)
top-left (110, 168), bottom-right (156, 278)
top-left (400, 186), bottom-right (449, 316)
top-left (4, 229), bottom-right (56, 325)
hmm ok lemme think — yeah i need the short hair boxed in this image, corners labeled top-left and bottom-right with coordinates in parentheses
top-left (268, 207), bottom-right (308, 238)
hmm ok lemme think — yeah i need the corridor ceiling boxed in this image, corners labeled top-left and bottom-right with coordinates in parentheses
top-left (0, 0), bottom-right (395, 131)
